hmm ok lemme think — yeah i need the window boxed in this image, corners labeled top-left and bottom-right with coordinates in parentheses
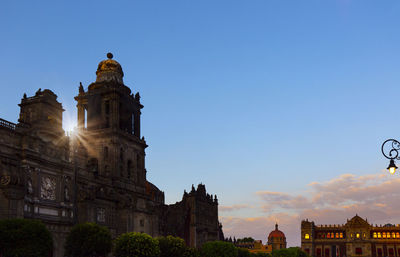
top-left (383, 232), bottom-right (386, 238)
top-left (317, 248), bottom-right (322, 257)
top-left (378, 232), bottom-right (381, 238)
top-left (336, 233), bottom-right (339, 238)
top-left (392, 232), bottom-right (396, 238)
top-left (377, 248), bottom-right (383, 256)
top-left (305, 234), bottom-right (310, 239)
top-left (387, 232), bottom-right (391, 238)
top-left (397, 232), bottom-right (400, 238)
top-left (389, 248), bottom-right (394, 257)
top-left (340, 232), bottom-right (343, 238)
top-left (356, 233), bottom-right (360, 238)
top-left (373, 232), bottom-right (377, 238)
top-left (331, 233), bottom-right (334, 238)
top-left (355, 248), bottom-right (362, 255)
top-left (140, 219), bottom-right (144, 227)
top-left (327, 233), bottom-right (330, 238)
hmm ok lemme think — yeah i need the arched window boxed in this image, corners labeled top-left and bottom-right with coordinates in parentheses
top-left (373, 232), bottom-right (377, 238)
top-left (383, 232), bottom-right (386, 238)
top-left (336, 233), bottom-right (339, 238)
top-left (378, 232), bottom-right (381, 238)
top-left (305, 233), bottom-right (310, 239)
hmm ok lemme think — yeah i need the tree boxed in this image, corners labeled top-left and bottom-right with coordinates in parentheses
top-left (158, 235), bottom-right (187, 257)
top-left (0, 218), bottom-right (53, 257)
top-left (272, 247), bottom-right (308, 257)
top-left (237, 237), bottom-right (255, 243)
top-left (237, 247), bottom-right (251, 257)
top-left (64, 222), bottom-right (112, 257)
top-left (114, 232), bottom-right (160, 257)
top-left (201, 241), bottom-right (238, 257)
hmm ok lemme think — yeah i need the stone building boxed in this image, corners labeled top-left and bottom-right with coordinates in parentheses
top-left (0, 53), bottom-right (223, 257)
top-left (301, 215), bottom-right (400, 257)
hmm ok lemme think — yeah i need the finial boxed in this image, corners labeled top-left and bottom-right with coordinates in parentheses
top-left (107, 52), bottom-right (113, 59)
top-left (275, 223), bottom-right (278, 230)
top-left (23, 93), bottom-right (27, 99)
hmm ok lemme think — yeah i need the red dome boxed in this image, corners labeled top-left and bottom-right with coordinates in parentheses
top-left (268, 224), bottom-right (286, 239)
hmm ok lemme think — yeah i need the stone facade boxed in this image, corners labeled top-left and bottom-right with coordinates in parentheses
top-left (301, 215), bottom-right (400, 257)
top-left (0, 53), bottom-right (223, 257)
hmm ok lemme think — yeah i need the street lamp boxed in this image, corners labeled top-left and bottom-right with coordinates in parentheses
top-left (381, 139), bottom-right (400, 174)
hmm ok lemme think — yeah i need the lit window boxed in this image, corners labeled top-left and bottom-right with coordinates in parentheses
top-left (356, 233), bottom-right (360, 238)
top-left (387, 232), bottom-right (391, 238)
top-left (336, 233), bottom-right (339, 238)
top-left (397, 232), bottom-right (400, 238)
top-left (305, 234), bottom-right (310, 239)
top-left (378, 232), bottom-right (381, 238)
top-left (363, 233), bottom-right (366, 238)
top-left (331, 233), bottom-right (334, 238)
top-left (392, 232), bottom-right (396, 238)
top-left (351, 233), bottom-right (353, 238)
top-left (383, 232), bottom-right (386, 238)
top-left (327, 233), bottom-right (330, 238)
top-left (340, 233), bottom-right (343, 238)
top-left (373, 232), bottom-right (377, 238)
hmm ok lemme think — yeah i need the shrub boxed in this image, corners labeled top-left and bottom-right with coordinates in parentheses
top-left (0, 218), bottom-right (53, 257)
top-left (183, 247), bottom-right (200, 257)
top-left (201, 241), bottom-right (238, 257)
top-left (64, 222), bottom-right (112, 257)
top-left (158, 235), bottom-right (186, 257)
top-left (114, 232), bottom-right (160, 257)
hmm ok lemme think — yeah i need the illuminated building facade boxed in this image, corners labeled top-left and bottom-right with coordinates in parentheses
top-left (301, 215), bottom-right (400, 257)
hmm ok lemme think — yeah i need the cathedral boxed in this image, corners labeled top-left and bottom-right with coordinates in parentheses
top-left (0, 53), bottom-right (223, 257)
top-left (301, 215), bottom-right (400, 257)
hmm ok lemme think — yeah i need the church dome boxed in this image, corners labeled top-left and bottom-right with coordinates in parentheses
top-left (268, 224), bottom-right (286, 239)
top-left (96, 52), bottom-right (124, 84)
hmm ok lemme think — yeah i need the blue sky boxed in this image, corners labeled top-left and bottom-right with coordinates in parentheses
top-left (1, 0), bottom-right (400, 246)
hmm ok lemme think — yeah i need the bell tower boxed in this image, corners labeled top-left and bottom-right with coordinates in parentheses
top-left (74, 53), bottom-right (146, 185)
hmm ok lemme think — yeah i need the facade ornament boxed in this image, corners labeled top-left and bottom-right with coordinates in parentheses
top-left (40, 176), bottom-right (56, 200)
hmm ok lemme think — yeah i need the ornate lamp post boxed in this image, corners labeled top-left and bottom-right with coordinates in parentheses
top-left (381, 139), bottom-right (400, 174)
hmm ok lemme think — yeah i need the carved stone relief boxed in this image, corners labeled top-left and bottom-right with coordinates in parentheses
top-left (40, 176), bottom-right (56, 200)
top-left (97, 207), bottom-right (105, 222)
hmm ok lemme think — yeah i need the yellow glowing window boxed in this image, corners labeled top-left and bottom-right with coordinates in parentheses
top-left (305, 234), bottom-right (310, 239)
top-left (387, 232), bottom-right (391, 238)
top-left (336, 233), bottom-right (339, 238)
top-left (378, 233), bottom-right (381, 238)
top-left (351, 233), bottom-right (353, 238)
top-left (383, 232), bottom-right (386, 238)
top-left (363, 233), bottom-right (366, 238)
top-left (373, 232), bottom-right (377, 238)
top-left (397, 233), bottom-right (400, 238)
top-left (356, 233), bottom-right (360, 238)
top-left (392, 232), bottom-right (396, 238)
top-left (340, 233), bottom-right (343, 238)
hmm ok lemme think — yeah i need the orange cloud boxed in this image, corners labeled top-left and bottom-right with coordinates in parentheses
top-left (222, 172), bottom-right (400, 247)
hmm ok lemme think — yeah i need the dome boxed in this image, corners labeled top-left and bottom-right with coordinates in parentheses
top-left (95, 52), bottom-right (124, 84)
top-left (268, 224), bottom-right (286, 239)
